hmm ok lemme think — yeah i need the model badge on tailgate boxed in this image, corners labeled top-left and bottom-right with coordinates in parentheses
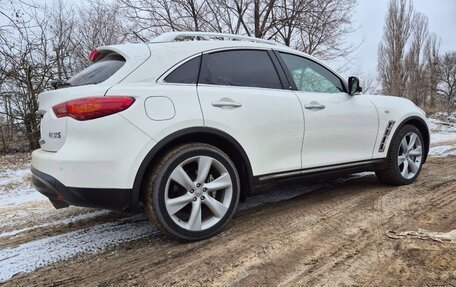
top-left (49, 132), bottom-right (62, 139)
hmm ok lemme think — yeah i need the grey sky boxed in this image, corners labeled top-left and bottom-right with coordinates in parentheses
top-left (346, 0), bottom-right (456, 78)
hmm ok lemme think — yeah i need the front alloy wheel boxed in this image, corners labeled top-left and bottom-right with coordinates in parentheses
top-left (397, 132), bottom-right (423, 179)
top-left (144, 143), bottom-right (240, 241)
top-left (376, 124), bottom-right (425, 185)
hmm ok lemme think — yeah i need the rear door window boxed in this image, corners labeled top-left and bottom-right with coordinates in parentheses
top-left (67, 55), bottom-right (125, 87)
top-left (199, 50), bottom-right (282, 89)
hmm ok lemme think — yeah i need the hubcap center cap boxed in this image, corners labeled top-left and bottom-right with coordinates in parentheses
top-left (195, 188), bottom-right (203, 197)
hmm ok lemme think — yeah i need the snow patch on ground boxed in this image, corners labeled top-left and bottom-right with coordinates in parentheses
top-left (429, 144), bottom-right (456, 157)
top-left (428, 112), bottom-right (456, 157)
top-left (0, 215), bottom-right (156, 283)
top-left (0, 190), bottom-right (46, 209)
top-left (0, 210), bottom-right (111, 238)
top-left (0, 168), bottom-right (30, 186)
top-left (0, 166), bottom-right (44, 208)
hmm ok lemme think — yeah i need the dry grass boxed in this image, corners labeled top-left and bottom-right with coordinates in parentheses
top-left (422, 106), bottom-right (456, 116)
top-left (0, 152), bottom-right (31, 172)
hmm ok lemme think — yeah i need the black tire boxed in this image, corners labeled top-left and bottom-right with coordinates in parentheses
top-left (144, 143), bottom-right (240, 241)
top-left (376, 124), bottom-right (424, 185)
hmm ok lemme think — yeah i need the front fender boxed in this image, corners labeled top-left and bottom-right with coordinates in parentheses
top-left (366, 95), bottom-right (429, 161)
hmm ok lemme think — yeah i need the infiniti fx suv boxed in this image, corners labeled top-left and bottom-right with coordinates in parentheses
top-left (32, 32), bottom-right (430, 241)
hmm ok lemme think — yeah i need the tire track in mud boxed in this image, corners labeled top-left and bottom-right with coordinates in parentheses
top-left (0, 210), bottom-right (117, 248)
top-left (0, 172), bottom-right (378, 281)
top-left (1, 175), bottom-right (378, 286)
top-left (0, 174), bottom-right (354, 283)
top-left (354, 160), bottom-right (456, 286)
top-left (185, 184), bottom-right (380, 286)
top-left (111, 185), bottom-right (376, 286)
top-left (227, 161), bottom-right (456, 287)
top-left (3, 158), bottom-right (456, 286)
top-left (9, 176), bottom-right (385, 286)
top-left (230, 182), bottom-right (391, 286)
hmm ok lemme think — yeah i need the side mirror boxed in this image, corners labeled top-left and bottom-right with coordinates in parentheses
top-left (348, 76), bottom-right (362, 95)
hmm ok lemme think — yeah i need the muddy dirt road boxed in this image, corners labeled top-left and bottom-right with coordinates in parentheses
top-left (2, 157), bottom-right (455, 286)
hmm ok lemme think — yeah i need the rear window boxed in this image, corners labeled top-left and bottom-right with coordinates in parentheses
top-left (67, 54), bottom-right (125, 86)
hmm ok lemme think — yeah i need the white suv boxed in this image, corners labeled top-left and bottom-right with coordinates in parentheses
top-left (32, 32), bottom-right (429, 241)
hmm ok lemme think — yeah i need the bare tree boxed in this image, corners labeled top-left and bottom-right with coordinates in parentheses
top-left (378, 0), bottom-right (444, 110)
top-left (404, 13), bottom-right (428, 106)
top-left (0, 0), bottom-right (126, 152)
top-left (424, 33), bottom-right (440, 108)
top-left (71, 0), bottom-right (127, 71)
top-left (361, 73), bottom-right (380, 95)
top-left (378, 0), bottom-right (414, 97)
top-left (119, 0), bottom-right (215, 35)
top-left (120, 0), bottom-right (357, 60)
top-left (438, 51), bottom-right (456, 111)
top-left (49, 0), bottom-right (77, 81)
top-left (0, 2), bottom-right (56, 150)
top-left (289, 0), bottom-right (358, 60)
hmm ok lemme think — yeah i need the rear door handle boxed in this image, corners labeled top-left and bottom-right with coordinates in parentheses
top-left (211, 101), bottom-right (242, 108)
top-left (304, 102), bottom-right (325, 110)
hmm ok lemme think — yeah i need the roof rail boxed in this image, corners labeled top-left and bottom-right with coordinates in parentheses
top-left (150, 31), bottom-right (284, 46)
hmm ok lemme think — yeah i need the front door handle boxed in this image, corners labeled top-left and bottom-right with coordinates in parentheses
top-left (304, 101), bottom-right (325, 110)
top-left (211, 100), bottom-right (242, 108)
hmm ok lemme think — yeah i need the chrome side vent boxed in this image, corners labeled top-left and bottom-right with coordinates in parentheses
top-left (379, 121), bottom-right (395, 152)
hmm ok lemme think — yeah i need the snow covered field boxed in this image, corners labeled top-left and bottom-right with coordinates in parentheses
top-left (428, 112), bottom-right (456, 156)
top-left (0, 113), bottom-right (455, 283)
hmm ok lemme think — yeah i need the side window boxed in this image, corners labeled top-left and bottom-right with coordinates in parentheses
top-left (199, 50), bottom-right (282, 89)
top-left (164, 56), bottom-right (201, 84)
top-left (279, 53), bottom-right (344, 93)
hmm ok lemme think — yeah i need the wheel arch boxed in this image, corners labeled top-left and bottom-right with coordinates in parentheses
top-left (388, 116), bottom-right (430, 163)
top-left (131, 127), bottom-right (254, 209)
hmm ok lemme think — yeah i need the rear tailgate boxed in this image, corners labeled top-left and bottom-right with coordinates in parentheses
top-left (38, 43), bottom-right (150, 152)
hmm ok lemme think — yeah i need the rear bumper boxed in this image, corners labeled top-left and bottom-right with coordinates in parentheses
top-left (31, 167), bottom-right (132, 211)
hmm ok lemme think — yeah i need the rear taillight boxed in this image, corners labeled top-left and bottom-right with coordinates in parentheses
top-left (53, 97), bottom-right (135, 121)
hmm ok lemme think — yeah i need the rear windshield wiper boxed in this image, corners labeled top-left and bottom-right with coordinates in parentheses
top-left (51, 80), bottom-right (72, 89)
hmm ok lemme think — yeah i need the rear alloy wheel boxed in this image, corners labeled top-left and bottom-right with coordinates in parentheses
top-left (376, 125), bottom-right (424, 185)
top-left (144, 143), bottom-right (240, 241)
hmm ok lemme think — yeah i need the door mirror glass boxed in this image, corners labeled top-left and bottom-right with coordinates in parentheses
top-left (348, 76), bottom-right (362, 95)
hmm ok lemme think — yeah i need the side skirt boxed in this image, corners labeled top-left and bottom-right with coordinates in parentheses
top-left (252, 159), bottom-right (386, 193)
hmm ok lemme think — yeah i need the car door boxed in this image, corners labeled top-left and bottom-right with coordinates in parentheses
top-left (197, 49), bottom-right (304, 176)
top-left (277, 52), bottom-right (379, 168)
